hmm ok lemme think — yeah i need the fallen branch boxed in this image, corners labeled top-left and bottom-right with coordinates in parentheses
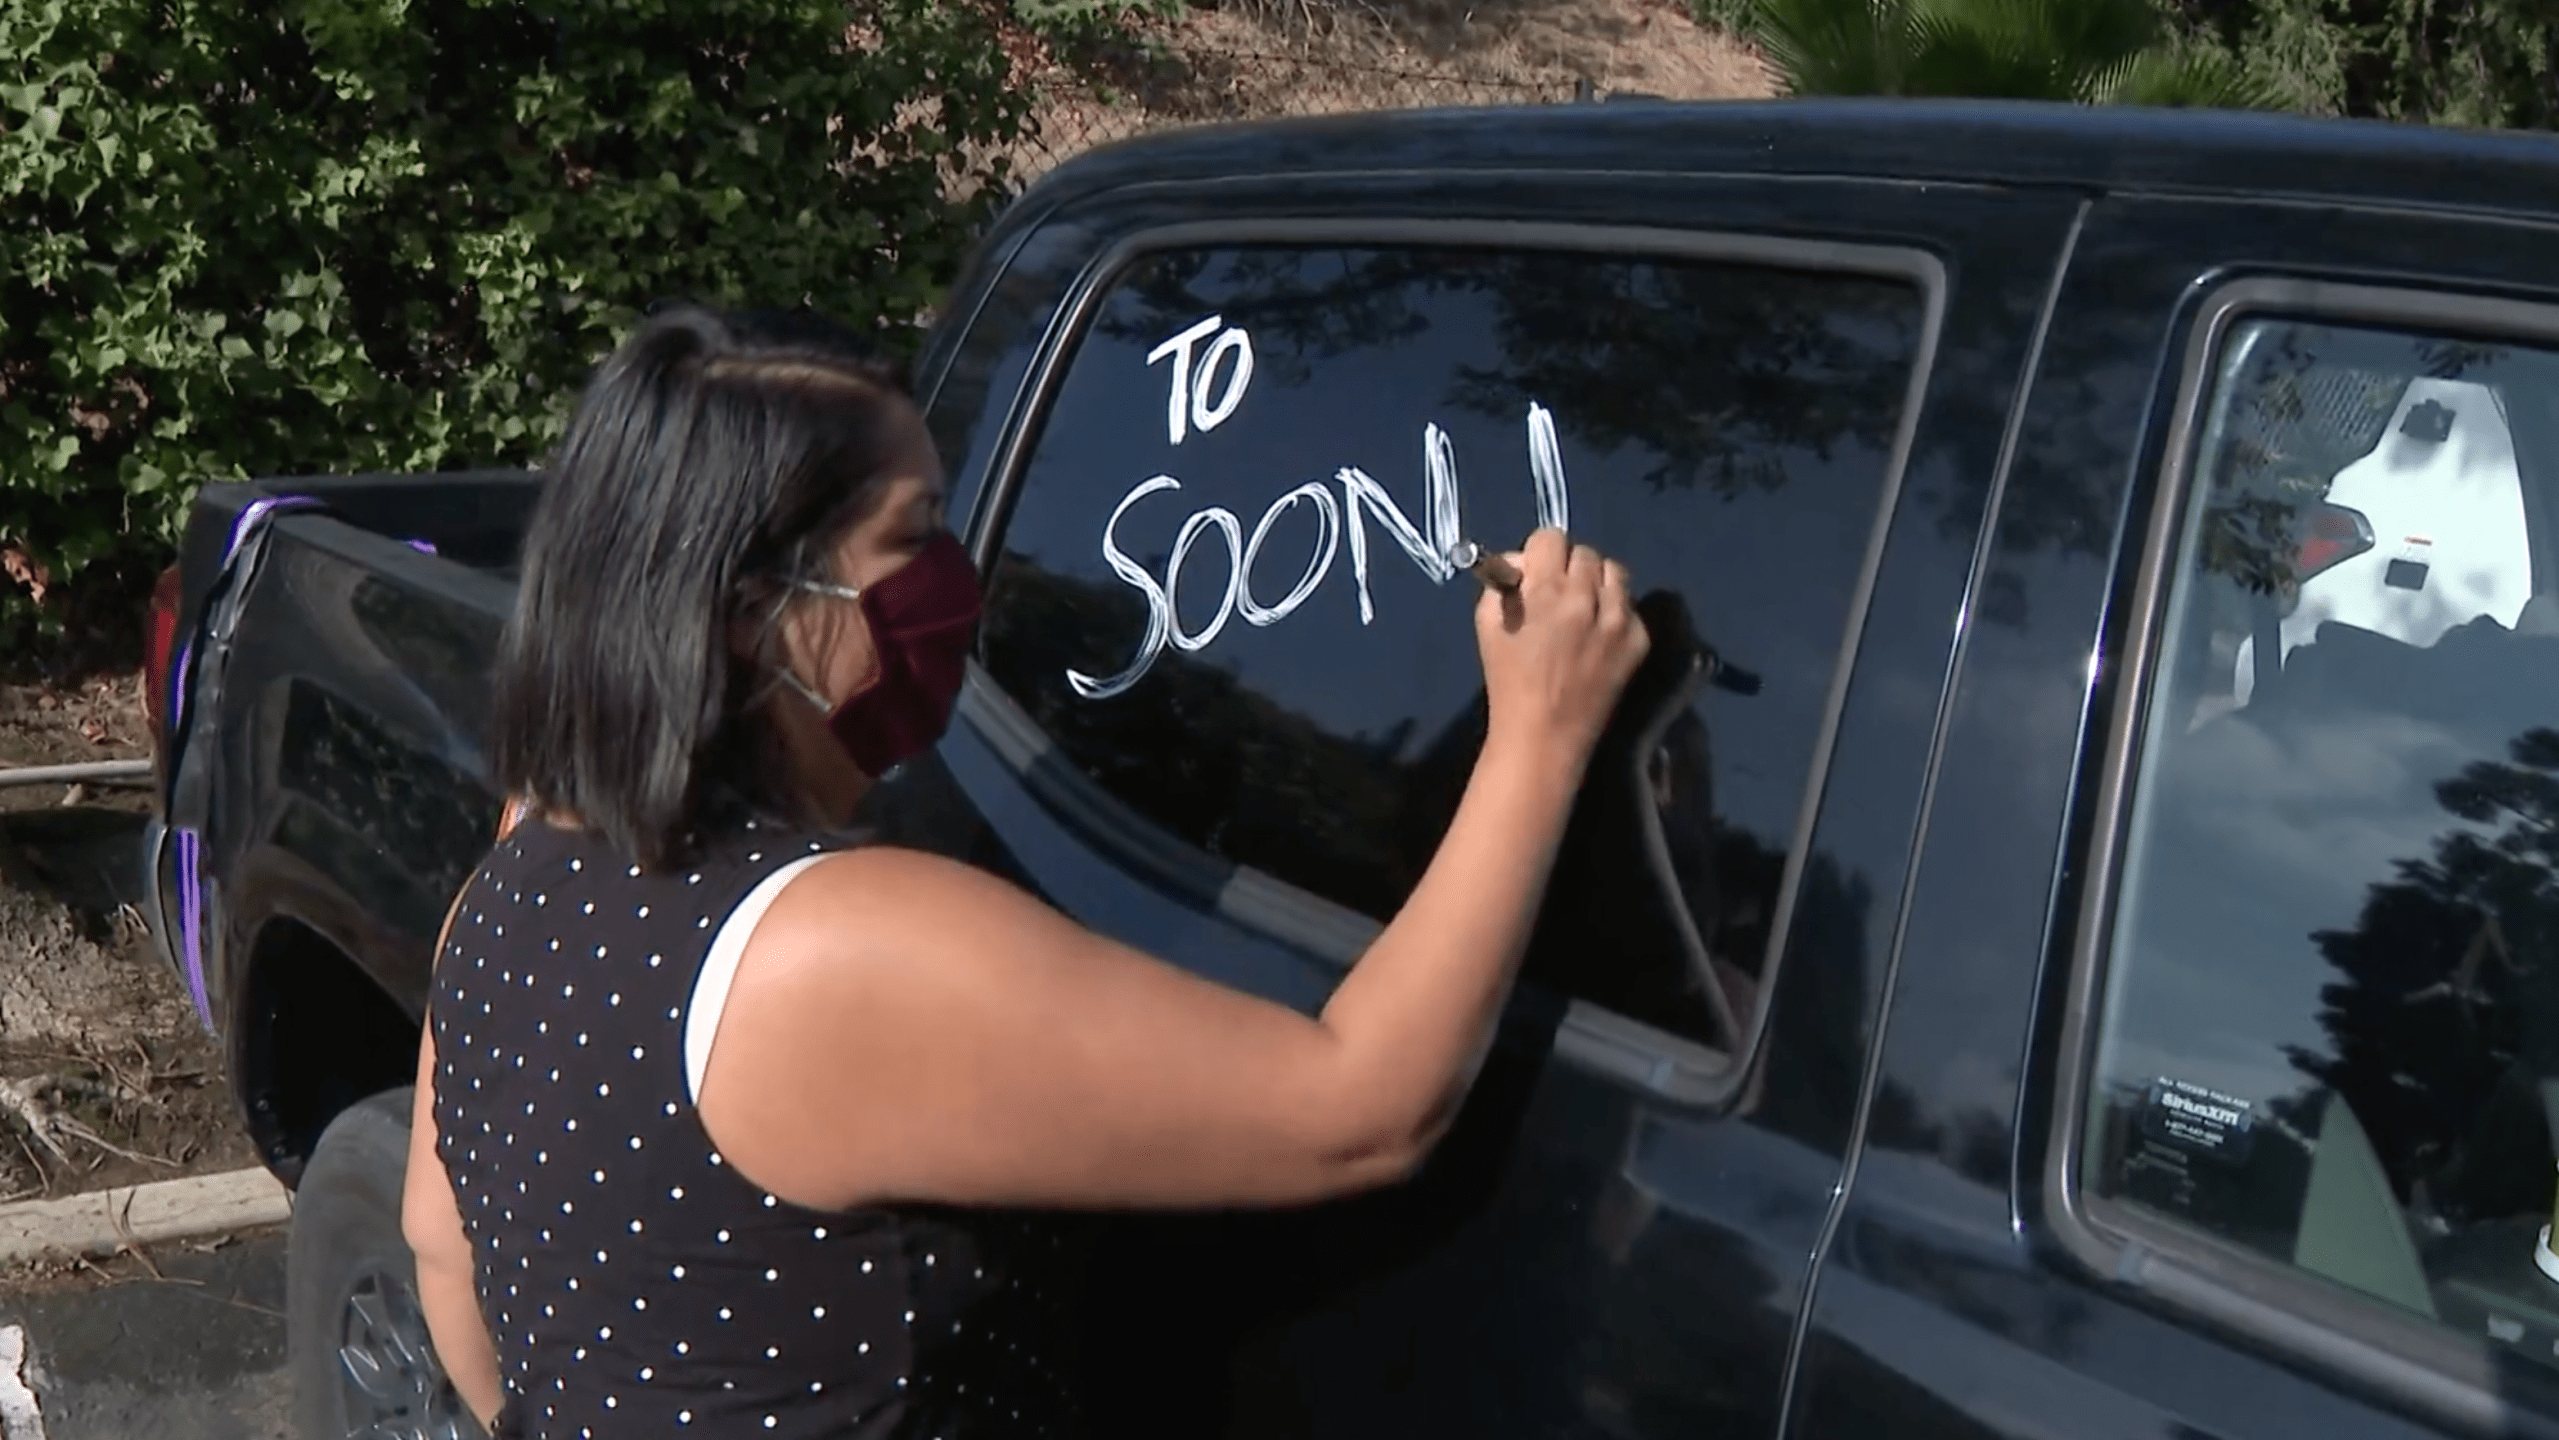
top-left (0, 1075), bottom-right (176, 1175)
top-left (0, 1081), bottom-right (73, 1170)
top-left (103, 1193), bottom-right (165, 1281)
top-left (6, 1130), bottom-right (43, 1189)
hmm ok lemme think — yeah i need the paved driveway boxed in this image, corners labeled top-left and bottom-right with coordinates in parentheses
top-left (0, 1227), bottom-right (288, 1440)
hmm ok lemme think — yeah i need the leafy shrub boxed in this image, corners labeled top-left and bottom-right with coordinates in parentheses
top-left (1703, 0), bottom-right (2554, 127)
top-left (1016, 0), bottom-right (1182, 40)
top-left (0, 0), bottom-right (1037, 653)
top-left (2174, 0), bottom-right (2557, 127)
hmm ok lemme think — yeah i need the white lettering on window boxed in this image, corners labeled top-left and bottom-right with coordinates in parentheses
top-left (1236, 482), bottom-right (1340, 628)
top-left (1144, 315), bottom-right (1256, 445)
top-left (1072, 405), bottom-right (1573, 697)
top-left (1165, 506), bottom-right (1244, 652)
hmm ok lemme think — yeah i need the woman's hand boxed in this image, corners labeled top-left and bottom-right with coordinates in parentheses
top-left (1474, 528), bottom-right (1651, 765)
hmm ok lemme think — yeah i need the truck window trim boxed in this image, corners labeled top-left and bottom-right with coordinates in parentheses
top-left (2043, 273), bottom-right (2559, 1438)
top-left (959, 212), bottom-right (1945, 1110)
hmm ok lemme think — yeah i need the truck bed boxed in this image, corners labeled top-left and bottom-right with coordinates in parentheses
top-left (152, 469), bottom-right (542, 1171)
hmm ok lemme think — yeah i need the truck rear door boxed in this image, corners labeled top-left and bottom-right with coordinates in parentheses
top-left (1794, 193), bottom-right (2559, 1440)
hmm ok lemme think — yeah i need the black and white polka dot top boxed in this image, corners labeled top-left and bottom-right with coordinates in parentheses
top-left (430, 819), bottom-right (1088, 1440)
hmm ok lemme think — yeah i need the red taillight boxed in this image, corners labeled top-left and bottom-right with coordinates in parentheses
top-left (142, 563), bottom-right (182, 759)
top-left (2296, 501), bottom-right (2376, 584)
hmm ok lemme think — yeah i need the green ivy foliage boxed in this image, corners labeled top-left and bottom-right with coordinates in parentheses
top-left (0, 0), bottom-right (1035, 644)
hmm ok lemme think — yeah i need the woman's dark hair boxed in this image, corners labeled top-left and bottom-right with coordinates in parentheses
top-left (488, 304), bottom-right (916, 867)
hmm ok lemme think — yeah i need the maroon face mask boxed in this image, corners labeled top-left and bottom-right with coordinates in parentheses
top-left (779, 531), bottom-right (983, 778)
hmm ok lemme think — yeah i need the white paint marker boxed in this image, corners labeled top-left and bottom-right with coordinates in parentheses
top-left (1445, 540), bottom-right (1521, 593)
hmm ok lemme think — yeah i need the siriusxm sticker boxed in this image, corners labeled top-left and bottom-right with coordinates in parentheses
top-left (2139, 1077), bottom-right (2257, 1164)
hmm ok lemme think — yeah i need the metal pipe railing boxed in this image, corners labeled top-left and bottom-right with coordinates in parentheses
top-left (0, 759), bottom-right (153, 789)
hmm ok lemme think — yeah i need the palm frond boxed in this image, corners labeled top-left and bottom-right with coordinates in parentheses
top-left (1730, 0), bottom-right (1918, 95)
top-left (1730, 0), bottom-right (2284, 112)
top-left (2109, 39), bottom-right (2285, 107)
top-left (1910, 0), bottom-right (2164, 97)
top-left (1903, 10), bottom-right (2077, 98)
top-left (2004, 0), bottom-right (2163, 80)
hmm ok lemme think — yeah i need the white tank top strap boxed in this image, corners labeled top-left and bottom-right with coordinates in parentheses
top-left (682, 852), bottom-right (831, 1104)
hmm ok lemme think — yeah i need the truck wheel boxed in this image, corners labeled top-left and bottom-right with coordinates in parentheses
top-left (288, 1088), bottom-right (486, 1440)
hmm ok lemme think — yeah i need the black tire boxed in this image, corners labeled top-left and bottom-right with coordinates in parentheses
top-left (288, 1088), bottom-right (489, 1440)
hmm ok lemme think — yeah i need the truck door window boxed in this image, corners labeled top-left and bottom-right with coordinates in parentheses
top-left (980, 243), bottom-right (1924, 1052)
top-left (2091, 314), bottom-right (2559, 1360)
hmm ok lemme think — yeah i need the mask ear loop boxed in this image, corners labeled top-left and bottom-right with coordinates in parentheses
top-left (746, 584), bottom-right (838, 713)
top-left (787, 575), bottom-right (892, 714)
top-left (794, 578), bottom-right (864, 604)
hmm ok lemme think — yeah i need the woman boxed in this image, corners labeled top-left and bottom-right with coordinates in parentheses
top-left (400, 304), bottom-right (1649, 1439)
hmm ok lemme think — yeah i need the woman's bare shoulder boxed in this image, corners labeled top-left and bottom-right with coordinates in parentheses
top-left (791, 842), bottom-right (1022, 915)
top-left (747, 842), bottom-right (1074, 986)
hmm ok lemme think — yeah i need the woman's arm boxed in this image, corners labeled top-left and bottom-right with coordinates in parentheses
top-left (402, 1030), bottom-right (503, 1431)
top-left (398, 793), bottom-right (528, 1431)
top-left (697, 529), bottom-right (1651, 1211)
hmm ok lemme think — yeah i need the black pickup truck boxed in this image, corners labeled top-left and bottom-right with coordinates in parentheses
top-left (143, 96), bottom-right (2559, 1440)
